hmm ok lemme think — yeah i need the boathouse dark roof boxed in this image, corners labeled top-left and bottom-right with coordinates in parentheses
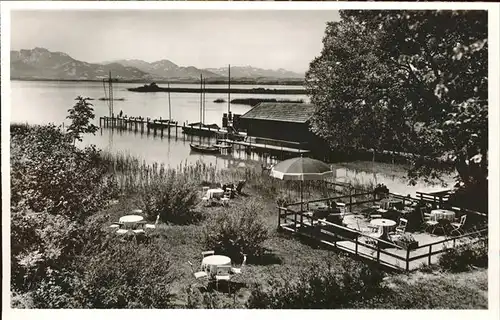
top-left (240, 103), bottom-right (316, 123)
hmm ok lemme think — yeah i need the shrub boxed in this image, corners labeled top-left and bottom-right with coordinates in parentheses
top-left (276, 192), bottom-right (295, 207)
top-left (140, 175), bottom-right (200, 224)
top-left (11, 291), bottom-right (35, 308)
top-left (11, 207), bottom-right (111, 290)
top-left (246, 256), bottom-right (384, 309)
top-left (11, 208), bottom-right (80, 292)
top-left (30, 268), bottom-right (80, 308)
top-left (71, 240), bottom-right (176, 308)
top-left (360, 275), bottom-right (487, 309)
top-left (10, 124), bottom-right (117, 221)
top-left (438, 239), bottom-right (488, 272)
top-left (204, 200), bottom-right (269, 262)
top-left (184, 286), bottom-right (238, 309)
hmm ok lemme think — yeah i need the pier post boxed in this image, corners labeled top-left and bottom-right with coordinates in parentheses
top-left (147, 118), bottom-right (150, 135)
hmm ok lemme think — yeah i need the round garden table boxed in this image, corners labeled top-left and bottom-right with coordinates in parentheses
top-left (119, 215), bottom-right (144, 228)
top-left (380, 198), bottom-right (403, 210)
top-left (370, 218), bottom-right (397, 234)
top-left (430, 209), bottom-right (455, 221)
top-left (201, 255), bottom-right (231, 277)
top-left (207, 188), bottom-right (224, 199)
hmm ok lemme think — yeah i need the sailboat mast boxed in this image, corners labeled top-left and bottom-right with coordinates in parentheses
top-left (200, 74), bottom-right (203, 123)
top-left (108, 71), bottom-right (114, 117)
top-left (203, 79), bottom-right (206, 124)
top-left (167, 82), bottom-right (172, 122)
top-left (228, 64), bottom-right (231, 115)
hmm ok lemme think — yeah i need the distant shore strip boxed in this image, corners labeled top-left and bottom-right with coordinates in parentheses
top-left (128, 84), bottom-right (307, 95)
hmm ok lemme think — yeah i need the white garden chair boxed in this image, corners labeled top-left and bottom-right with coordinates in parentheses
top-left (202, 250), bottom-right (215, 258)
top-left (215, 265), bottom-right (232, 292)
top-left (188, 261), bottom-right (208, 280)
top-left (450, 214), bottom-right (467, 235)
top-left (395, 218), bottom-right (408, 234)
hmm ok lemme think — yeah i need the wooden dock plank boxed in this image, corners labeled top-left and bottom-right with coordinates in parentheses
top-left (218, 139), bottom-right (310, 154)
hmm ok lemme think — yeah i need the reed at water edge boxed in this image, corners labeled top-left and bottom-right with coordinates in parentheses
top-left (99, 151), bottom-right (373, 203)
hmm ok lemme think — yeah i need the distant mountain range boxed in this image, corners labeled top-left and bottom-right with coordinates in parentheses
top-left (108, 59), bottom-right (221, 79)
top-left (205, 66), bottom-right (304, 79)
top-left (11, 48), bottom-right (305, 81)
top-left (11, 47), bottom-right (151, 80)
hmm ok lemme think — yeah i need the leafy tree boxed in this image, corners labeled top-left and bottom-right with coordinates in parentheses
top-left (305, 10), bottom-right (487, 211)
top-left (66, 96), bottom-right (98, 144)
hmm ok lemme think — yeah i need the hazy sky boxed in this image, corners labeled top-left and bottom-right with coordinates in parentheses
top-left (11, 10), bottom-right (340, 73)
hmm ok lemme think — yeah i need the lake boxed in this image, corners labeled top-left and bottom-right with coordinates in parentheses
top-left (10, 80), bottom-right (455, 196)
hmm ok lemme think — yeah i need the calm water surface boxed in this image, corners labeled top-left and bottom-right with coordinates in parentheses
top-left (11, 80), bottom-right (454, 196)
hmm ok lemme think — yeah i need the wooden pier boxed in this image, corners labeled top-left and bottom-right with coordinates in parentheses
top-left (99, 116), bottom-right (179, 138)
top-left (99, 115), bottom-right (312, 158)
top-left (217, 138), bottom-right (310, 155)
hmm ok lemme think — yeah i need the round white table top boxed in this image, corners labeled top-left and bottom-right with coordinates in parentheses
top-left (431, 209), bottom-right (455, 215)
top-left (208, 188), bottom-right (224, 193)
top-left (202, 255), bottom-right (231, 266)
top-left (370, 218), bottom-right (397, 227)
top-left (119, 215), bottom-right (144, 223)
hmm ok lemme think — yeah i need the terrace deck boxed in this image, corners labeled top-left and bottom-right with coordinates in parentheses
top-left (277, 192), bottom-right (487, 272)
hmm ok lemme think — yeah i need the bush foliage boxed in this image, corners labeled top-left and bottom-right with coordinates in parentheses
top-left (140, 177), bottom-right (200, 225)
top-left (10, 119), bottom-right (178, 308)
top-left (71, 240), bottom-right (176, 308)
top-left (10, 124), bottom-right (118, 221)
top-left (246, 256), bottom-right (384, 308)
top-left (438, 239), bottom-right (488, 272)
top-left (204, 200), bottom-right (269, 262)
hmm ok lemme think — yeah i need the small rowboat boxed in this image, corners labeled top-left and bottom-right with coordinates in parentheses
top-left (190, 143), bottom-right (220, 154)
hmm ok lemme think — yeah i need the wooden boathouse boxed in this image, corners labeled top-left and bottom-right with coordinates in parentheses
top-left (236, 102), bottom-right (326, 154)
top-left (238, 102), bottom-right (315, 145)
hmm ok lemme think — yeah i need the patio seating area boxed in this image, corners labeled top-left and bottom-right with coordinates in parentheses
top-left (188, 250), bottom-right (247, 293)
top-left (200, 180), bottom-right (247, 207)
top-left (109, 209), bottom-right (159, 241)
top-left (277, 191), bottom-right (487, 272)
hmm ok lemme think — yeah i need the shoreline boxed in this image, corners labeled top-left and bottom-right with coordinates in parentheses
top-left (128, 85), bottom-right (307, 95)
top-left (10, 77), bottom-right (306, 86)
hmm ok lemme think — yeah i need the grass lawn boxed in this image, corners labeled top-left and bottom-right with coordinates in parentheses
top-left (97, 178), bottom-right (488, 309)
